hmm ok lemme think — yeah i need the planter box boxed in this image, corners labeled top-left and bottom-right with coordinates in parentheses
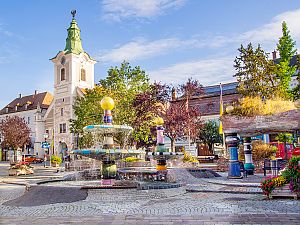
top-left (270, 184), bottom-right (299, 200)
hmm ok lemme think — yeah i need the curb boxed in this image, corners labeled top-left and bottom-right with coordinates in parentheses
top-left (1, 181), bottom-right (29, 186)
top-left (205, 180), bottom-right (260, 188)
top-left (186, 188), bottom-right (262, 194)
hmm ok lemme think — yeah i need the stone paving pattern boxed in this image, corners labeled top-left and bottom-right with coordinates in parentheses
top-left (0, 162), bottom-right (299, 224)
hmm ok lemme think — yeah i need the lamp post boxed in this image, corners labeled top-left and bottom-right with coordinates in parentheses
top-left (43, 133), bottom-right (50, 167)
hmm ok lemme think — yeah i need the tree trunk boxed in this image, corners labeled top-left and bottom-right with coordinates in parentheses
top-left (208, 143), bottom-right (214, 155)
top-left (171, 139), bottom-right (175, 152)
top-left (14, 149), bottom-right (17, 163)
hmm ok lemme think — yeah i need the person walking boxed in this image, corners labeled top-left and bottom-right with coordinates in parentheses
top-left (44, 154), bottom-right (47, 167)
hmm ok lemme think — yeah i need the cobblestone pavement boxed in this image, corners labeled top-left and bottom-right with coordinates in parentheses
top-left (0, 183), bottom-right (299, 224)
top-left (0, 165), bottom-right (299, 224)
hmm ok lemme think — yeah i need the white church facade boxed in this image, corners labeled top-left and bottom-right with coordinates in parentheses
top-left (0, 13), bottom-right (96, 159)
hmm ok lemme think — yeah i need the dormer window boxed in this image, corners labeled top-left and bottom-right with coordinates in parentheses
top-left (15, 105), bottom-right (18, 111)
top-left (61, 68), bottom-right (66, 81)
top-left (25, 101), bottom-right (32, 110)
top-left (5, 107), bottom-right (8, 113)
top-left (81, 68), bottom-right (86, 81)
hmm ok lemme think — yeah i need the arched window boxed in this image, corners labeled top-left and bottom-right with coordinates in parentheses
top-left (81, 68), bottom-right (86, 81)
top-left (61, 68), bottom-right (66, 81)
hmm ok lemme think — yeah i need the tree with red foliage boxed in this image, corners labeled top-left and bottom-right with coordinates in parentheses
top-left (0, 116), bottom-right (30, 162)
top-left (163, 102), bottom-right (202, 152)
top-left (132, 82), bottom-right (171, 148)
top-left (178, 77), bottom-right (204, 106)
top-left (163, 102), bottom-right (185, 151)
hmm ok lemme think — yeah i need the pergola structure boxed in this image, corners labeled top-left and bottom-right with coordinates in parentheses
top-left (221, 109), bottom-right (300, 178)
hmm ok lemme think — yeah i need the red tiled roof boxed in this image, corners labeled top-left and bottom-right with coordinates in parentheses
top-left (0, 92), bottom-right (53, 115)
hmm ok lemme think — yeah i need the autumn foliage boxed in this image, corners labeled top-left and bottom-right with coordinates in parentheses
top-left (0, 116), bottom-right (31, 150)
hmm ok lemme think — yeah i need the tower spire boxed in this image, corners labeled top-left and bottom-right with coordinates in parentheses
top-left (64, 10), bottom-right (84, 55)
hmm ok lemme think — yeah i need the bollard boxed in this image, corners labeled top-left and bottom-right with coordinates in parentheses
top-left (226, 133), bottom-right (242, 179)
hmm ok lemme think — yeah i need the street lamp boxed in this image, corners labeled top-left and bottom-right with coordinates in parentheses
top-left (43, 133), bottom-right (50, 167)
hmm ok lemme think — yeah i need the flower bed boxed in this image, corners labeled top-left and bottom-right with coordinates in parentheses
top-left (260, 156), bottom-right (300, 199)
top-left (8, 162), bottom-right (34, 176)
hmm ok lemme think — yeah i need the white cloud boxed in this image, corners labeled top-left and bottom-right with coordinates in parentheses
top-left (101, 0), bottom-right (186, 21)
top-left (98, 8), bottom-right (300, 85)
top-left (218, 8), bottom-right (300, 50)
top-left (97, 37), bottom-right (202, 63)
top-left (149, 57), bottom-right (235, 85)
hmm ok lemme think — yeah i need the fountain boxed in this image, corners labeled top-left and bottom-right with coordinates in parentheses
top-left (71, 97), bottom-right (145, 185)
top-left (66, 96), bottom-right (185, 189)
top-left (147, 116), bottom-right (184, 180)
top-left (39, 97), bottom-right (221, 190)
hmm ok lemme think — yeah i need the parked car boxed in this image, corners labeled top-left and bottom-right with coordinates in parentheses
top-left (269, 142), bottom-right (295, 159)
top-left (22, 154), bottom-right (44, 163)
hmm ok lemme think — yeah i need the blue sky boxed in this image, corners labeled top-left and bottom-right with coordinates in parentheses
top-left (1, 0), bottom-right (300, 108)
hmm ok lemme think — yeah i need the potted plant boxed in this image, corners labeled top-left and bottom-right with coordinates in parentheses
top-left (51, 155), bottom-right (62, 167)
top-left (281, 156), bottom-right (300, 196)
top-left (260, 156), bottom-right (300, 199)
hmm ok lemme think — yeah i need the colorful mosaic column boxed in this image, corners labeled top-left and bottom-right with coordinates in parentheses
top-left (156, 117), bottom-right (167, 171)
top-left (225, 133), bottom-right (242, 178)
top-left (100, 97), bottom-right (117, 180)
top-left (243, 137), bottom-right (254, 175)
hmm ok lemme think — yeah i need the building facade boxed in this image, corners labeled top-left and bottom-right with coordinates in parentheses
top-left (44, 16), bottom-right (96, 157)
top-left (0, 15), bottom-right (96, 159)
top-left (0, 92), bottom-right (53, 160)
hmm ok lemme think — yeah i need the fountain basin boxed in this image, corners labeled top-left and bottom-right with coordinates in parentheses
top-left (71, 149), bottom-right (145, 160)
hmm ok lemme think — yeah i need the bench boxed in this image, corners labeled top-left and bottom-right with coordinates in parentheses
top-left (197, 156), bottom-right (214, 163)
top-left (263, 159), bottom-right (287, 176)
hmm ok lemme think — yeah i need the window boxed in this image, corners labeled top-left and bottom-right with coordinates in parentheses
top-left (81, 68), bottom-right (86, 81)
top-left (60, 68), bottom-right (66, 81)
top-left (27, 117), bottom-right (30, 124)
top-left (61, 108), bottom-right (64, 116)
top-left (59, 123), bottom-right (67, 133)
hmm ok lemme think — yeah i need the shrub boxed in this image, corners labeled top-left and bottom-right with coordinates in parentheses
top-left (282, 156), bottom-right (300, 193)
top-left (51, 155), bottom-right (62, 165)
top-left (228, 97), bottom-right (296, 116)
top-left (252, 140), bottom-right (277, 161)
top-left (182, 150), bottom-right (199, 163)
top-left (272, 176), bottom-right (286, 187)
top-left (261, 175), bottom-right (288, 198)
top-left (260, 157), bottom-right (300, 197)
top-left (122, 157), bottom-right (143, 162)
top-left (260, 177), bottom-right (276, 197)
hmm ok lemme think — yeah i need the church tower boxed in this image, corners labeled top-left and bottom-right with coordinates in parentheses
top-left (50, 11), bottom-right (96, 154)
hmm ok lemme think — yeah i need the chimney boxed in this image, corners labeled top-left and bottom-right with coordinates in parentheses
top-left (35, 90), bottom-right (38, 95)
top-left (19, 94), bottom-right (22, 98)
top-left (272, 50), bottom-right (277, 60)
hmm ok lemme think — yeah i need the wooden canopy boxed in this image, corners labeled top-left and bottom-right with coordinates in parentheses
top-left (221, 109), bottom-right (300, 136)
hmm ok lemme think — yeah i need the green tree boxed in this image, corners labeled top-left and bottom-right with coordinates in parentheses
top-left (70, 61), bottom-right (150, 148)
top-left (98, 61), bottom-right (150, 126)
top-left (197, 120), bottom-right (222, 153)
top-left (234, 43), bottom-right (279, 99)
top-left (70, 86), bottom-right (106, 148)
top-left (276, 21), bottom-right (297, 99)
top-left (291, 55), bottom-right (300, 100)
top-left (0, 116), bottom-right (30, 162)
